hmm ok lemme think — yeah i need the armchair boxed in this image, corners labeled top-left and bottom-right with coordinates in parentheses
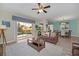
top-left (27, 37), bottom-right (45, 52)
top-left (72, 42), bottom-right (79, 56)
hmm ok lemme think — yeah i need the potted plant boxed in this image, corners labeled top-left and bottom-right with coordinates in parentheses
top-left (35, 25), bottom-right (41, 36)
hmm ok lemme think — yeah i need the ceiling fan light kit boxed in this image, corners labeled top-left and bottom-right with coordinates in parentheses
top-left (38, 9), bottom-right (43, 13)
top-left (32, 3), bottom-right (50, 14)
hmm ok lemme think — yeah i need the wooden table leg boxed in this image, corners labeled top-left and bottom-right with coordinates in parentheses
top-left (0, 29), bottom-right (6, 56)
top-left (2, 29), bottom-right (7, 44)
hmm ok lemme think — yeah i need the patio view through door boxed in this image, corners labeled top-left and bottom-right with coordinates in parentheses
top-left (17, 21), bottom-right (32, 41)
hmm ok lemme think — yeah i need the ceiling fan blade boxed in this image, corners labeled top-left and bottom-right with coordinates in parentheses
top-left (43, 10), bottom-right (47, 13)
top-left (38, 3), bottom-right (41, 6)
top-left (44, 5), bottom-right (50, 9)
top-left (32, 8), bottom-right (38, 10)
top-left (37, 11), bottom-right (40, 14)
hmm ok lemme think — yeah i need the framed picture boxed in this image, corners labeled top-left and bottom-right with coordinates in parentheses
top-left (2, 20), bottom-right (10, 27)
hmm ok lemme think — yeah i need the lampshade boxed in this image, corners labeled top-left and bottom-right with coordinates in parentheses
top-left (0, 25), bottom-right (7, 29)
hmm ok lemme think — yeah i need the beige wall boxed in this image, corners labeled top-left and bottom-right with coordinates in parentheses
top-left (0, 11), bottom-right (17, 44)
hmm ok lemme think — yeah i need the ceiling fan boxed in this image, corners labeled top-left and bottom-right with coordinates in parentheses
top-left (32, 3), bottom-right (50, 14)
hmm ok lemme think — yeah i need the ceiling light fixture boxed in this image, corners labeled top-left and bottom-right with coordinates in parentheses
top-left (38, 9), bottom-right (43, 13)
top-left (32, 3), bottom-right (51, 14)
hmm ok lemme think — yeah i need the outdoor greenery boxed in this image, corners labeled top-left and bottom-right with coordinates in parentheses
top-left (18, 23), bottom-right (32, 35)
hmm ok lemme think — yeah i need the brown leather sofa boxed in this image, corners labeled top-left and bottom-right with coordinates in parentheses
top-left (42, 32), bottom-right (59, 44)
top-left (72, 42), bottom-right (79, 56)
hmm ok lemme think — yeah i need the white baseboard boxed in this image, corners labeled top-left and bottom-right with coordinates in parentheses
top-left (71, 35), bottom-right (79, 37)
top-left (7, 40), bottom-right (17, 45)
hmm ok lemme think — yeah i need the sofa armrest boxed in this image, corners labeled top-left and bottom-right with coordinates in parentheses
top-left (72, 42), bottom-right (79, 45)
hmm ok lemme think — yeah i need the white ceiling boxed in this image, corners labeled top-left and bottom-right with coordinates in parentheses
top-left (0, 3), bottom-right (79, 22)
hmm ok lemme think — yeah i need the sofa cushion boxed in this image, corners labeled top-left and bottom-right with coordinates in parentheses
top-left (28, 38), bottom-right (33, 43)
top-left (51, 32), bottom-right (57, 38)
top-left (42, 32), bottom-right (49, 37)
